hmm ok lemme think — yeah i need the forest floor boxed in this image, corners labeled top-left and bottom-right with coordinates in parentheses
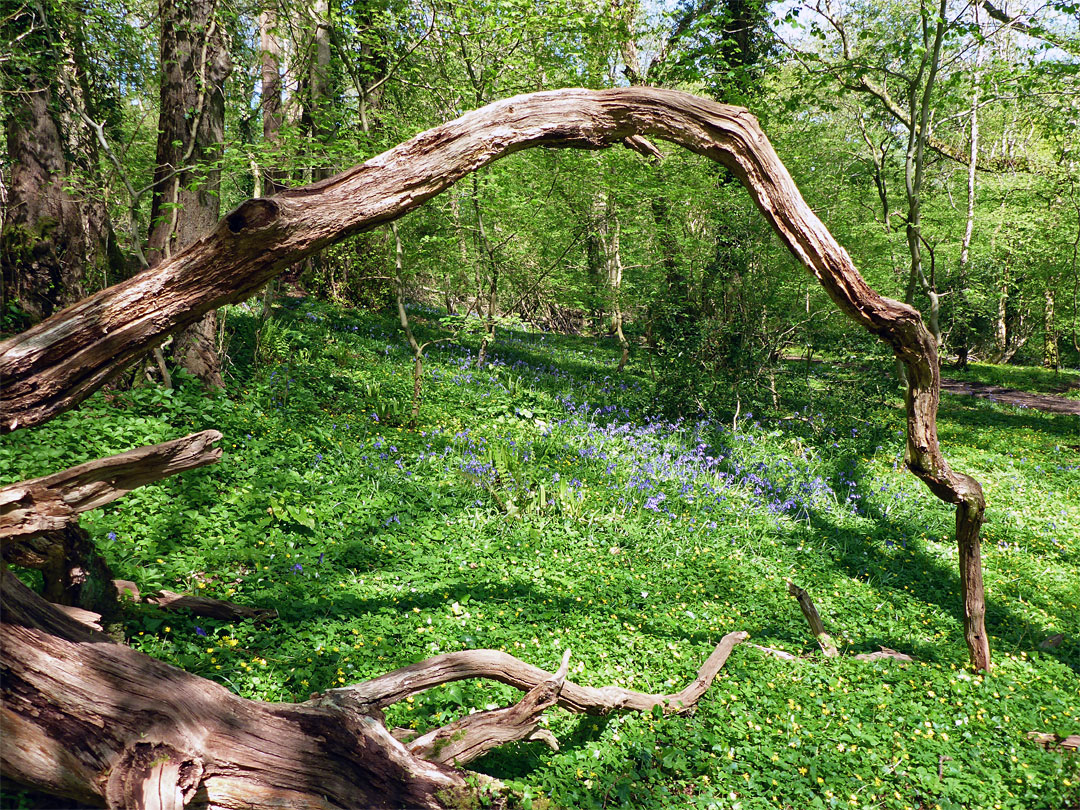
top-left (2, 300), bottom-right (1078, 810)
top-left (939, 379), bottom-right (1080, 415)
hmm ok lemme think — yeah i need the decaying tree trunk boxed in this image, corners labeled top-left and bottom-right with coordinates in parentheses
top-left (1, 83), bottom-right (992, 807)
top-left (2, 557), bottom-right (747, 806)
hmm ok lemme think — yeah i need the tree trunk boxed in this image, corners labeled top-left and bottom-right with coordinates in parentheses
top-left (1, 25), bottom-right (118, 325)
top-left (0, 87), bottom-right (990, 672)
top-left (147, 0), bottom-right (232, 387)
top-left (475, 181), bottom-right (498, 367)
top-left (994, 264), bottom-right (1009, 359)
top-left (596, 188), bottom-right (630, 371)
top-left (955, 11), bottom-right (984, 368)
top-left (1043, 285), bottom-right (1059, 369)
top-left (901, 0), bottom-right (947, 365)
top-left (392, 223), bottom-right (425, 422)
top-left (260, 7), bottom-right (285, 195)
top-left (0, 569), bottom-right (470, 809)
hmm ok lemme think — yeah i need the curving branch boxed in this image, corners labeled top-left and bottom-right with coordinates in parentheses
top-left (319, 631), bottom-right (749, 718)
top-left (2, 566), bottom-right (746, 807)
top-left (0, 87), bottom-right (989, 670)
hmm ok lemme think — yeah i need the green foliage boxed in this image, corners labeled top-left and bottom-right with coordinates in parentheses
top-left (3, 299), bottom-right (1078, 809)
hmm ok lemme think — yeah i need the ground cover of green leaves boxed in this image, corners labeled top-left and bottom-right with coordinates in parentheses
top-left (2, 299), bottom-right (1078, 810)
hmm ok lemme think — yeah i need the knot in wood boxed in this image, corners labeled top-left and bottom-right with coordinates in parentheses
top-left (225, 198), bottom-right (279, 234)
top-left (105, 742), bottom-right (204, 810)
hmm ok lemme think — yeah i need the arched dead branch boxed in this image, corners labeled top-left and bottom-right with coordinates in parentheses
top-left (1, 86), bottom-right (989, 808)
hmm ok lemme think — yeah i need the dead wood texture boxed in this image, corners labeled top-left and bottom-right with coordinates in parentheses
top-left (788, 581), bottom-right (840, 658)
top-left (0, 83), bottom-right (993, 809)
top-left (0, 430), bottom-right (222, 544)
top-left (320, 630), bottom-right (749, 719)
top-left (0, 87), bottom-right (989, 668)
top-left (0, 569), bottom-right (468, 810)
top-left (1, 566), bottom-right (747, 807)
top-left (147, 590), bottom-right (278, 623)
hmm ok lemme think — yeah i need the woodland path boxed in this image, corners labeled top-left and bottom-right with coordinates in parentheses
top-left (939, 378), bottom-right (1080, 415)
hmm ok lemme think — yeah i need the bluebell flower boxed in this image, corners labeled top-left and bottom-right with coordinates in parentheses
top-left (107, 531), bottom-right (117, 541)
top-left (195, 626), bottom-right (207, 637)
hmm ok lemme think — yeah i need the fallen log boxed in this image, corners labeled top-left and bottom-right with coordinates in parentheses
top-left (0, 430), bottom-right (223, 544)
top-left (1, 568), bottom-right (746, 807)
top-left (147, 590), bottom-right (278, 623)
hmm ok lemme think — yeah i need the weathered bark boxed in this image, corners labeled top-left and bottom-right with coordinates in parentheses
top-left (147, 0), bottom-right (232, 387)
top-left (2, 564), bottom-right (747, 806)
top-left (406, 651), bottom-right (573, 765)
top-left (0, 87), bottom-right (991, 669)
top-left (1, 68), bottom-right (116, 323)
top-left (0, 431), bottom-right (222, 543)
top-left (0, 569), bottom-right (468, 809)
top-left (147, 590), bottom-right (278, 623)
top-left (323, 631), bottom-right (748, 718)
top-left (787, 581), bottom-right (839, 658)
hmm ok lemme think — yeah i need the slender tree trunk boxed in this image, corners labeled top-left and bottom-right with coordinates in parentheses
top-left (393, 223), bottom-right (424, 422)
top-left (1044, 285), bottom-right (1059, 369)
top-left (902, 0), bottom-right (947, 360)
top-left (147, 0), bottom-right (232, 387)
top-left (260, 7), bottom-right (285, 195)
top-left (447, 190), bottom-right (471, 314)
top-left (995, 265), bottom-right (1009, 359)
top-left (596, 189), bottom-right (630, 371)
top-left (1072, 200), bottom-right (1080, 354)
top-left (475, 180), bottom-right (498, 367)
top-left (956, 21), bottom-right (983, 369)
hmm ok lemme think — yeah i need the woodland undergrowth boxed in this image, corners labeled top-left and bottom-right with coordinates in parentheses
top-left (2, 298), bottom-right (1078, 810)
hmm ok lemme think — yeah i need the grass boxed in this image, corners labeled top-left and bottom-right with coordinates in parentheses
top-left (2, 297), bottom-right (1078, 810)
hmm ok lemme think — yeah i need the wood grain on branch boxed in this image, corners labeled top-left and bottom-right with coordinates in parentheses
top-left (788, 581), bottom-right (839, 658)
top-left (0, 430), bottom-right (222, 544)
top-left (407, 650), bottom-right (573, 765)
top-left (0, 569), bottom-right (467, 810)
top-left (320, 630), bottom-right (749, 716)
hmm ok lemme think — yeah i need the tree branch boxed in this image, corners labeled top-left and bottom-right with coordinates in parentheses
top-left (0, 430), bottom-right (222, 543)
top-left (319, 631), bottom-right (749, 716)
